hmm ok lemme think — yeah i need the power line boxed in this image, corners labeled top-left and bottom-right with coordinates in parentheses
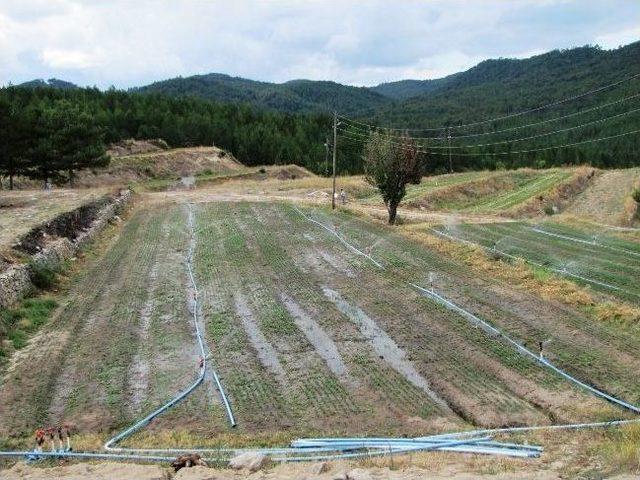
top-left (337, 106), bottom-right (640, 149)
top-left (337, 128), bottom-right (640, 156)
top-left (337, 92), bottom-right (640, 141)
top-left (337, 72), bottom-right (640, 133)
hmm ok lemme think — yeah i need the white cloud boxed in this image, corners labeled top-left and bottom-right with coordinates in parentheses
top-left (41, 48), bottom-right (100, 69)
top-left (595, 26), bottom-right (640, 49)
top-left (0, 0), bottom-right (638, 88)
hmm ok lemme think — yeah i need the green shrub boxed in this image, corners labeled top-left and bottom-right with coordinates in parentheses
top-left (0, 307), bottom-right (22, 327)
top-left (29, 262), bottom-right (58, 289)
top-left (543, 204), bottom-right (555, 215)
top-left (632, 187), bottom-right (640, 204)
top-left (0, 298), bottom-right (57, 352)
top-left (21, 298), bottom-right (57, 329)
top-left (8, 329), bottom-right (27, 349)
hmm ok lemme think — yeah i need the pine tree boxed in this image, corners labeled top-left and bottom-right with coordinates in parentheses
top-left (54, 105), bottom-right (110, 186)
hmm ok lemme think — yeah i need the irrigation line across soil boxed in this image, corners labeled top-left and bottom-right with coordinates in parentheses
top-left (293, 206), bottom-right (384, 269)
top-left (428, 227), bottom-right (640, 300)
top-left (293, 206), bottom-right (640, 436)
top-left (104, 202), bottom-right (237, 453)
top-left (2, 203), bottom-right (533, 465)
top-left (530, 226), bottom-right (640, 258)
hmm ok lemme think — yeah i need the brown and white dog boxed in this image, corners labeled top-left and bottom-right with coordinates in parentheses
top-left (34, 429), bottom-right (46, 453)
top-left (35, 424), bottom-right (74, 452)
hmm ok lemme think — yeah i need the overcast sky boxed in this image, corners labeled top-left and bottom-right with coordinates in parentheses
top-left (1, 0), bottom-right (639, 89)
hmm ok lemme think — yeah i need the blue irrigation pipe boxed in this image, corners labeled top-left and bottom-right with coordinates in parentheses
top-left (185, 203), bottom-right (236, 427)
top-left (293, 437), bottom-right (539, 450)
top-left (105, 203), bottom-right (235, 453)
top-left (293, 206), bottom-right (384, 269)
top-left (294, 206), bottom-right (640, 437)
top-left (410, 283), bottom-right (640, 414)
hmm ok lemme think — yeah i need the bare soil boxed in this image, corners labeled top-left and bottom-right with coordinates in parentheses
top-left (76, 147), bottom-right (243, 188)
top-left (322, 286), bottom-right (451, 411)
top-left (564, 168), bottom-right (640, 226)
top-left (234, 293), bottom-right (287, 383)
top-left (0, 189), bottom-right (109, 251)
top-left (107, 139), bottom-right (168, 157)
top-left (0, 461), bottom-right (567, 480)
top-left (279, 292), bottom-right (352, 381)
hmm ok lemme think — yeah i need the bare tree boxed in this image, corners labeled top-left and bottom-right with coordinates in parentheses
top-left (363, 131), bottom-right (424, 224)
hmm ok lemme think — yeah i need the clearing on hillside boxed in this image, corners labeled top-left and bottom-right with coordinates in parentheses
top-left (75, 146), bottom-right (245, 188)
top-left (401, 169), bottom-right (576, 214)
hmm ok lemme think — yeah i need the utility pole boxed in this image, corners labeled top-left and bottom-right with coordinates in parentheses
top-left (324, 137), bottom-right (330, 177)
top-left (447, 127), bottom-right (453, 173)
top-left (332, 112), bottom-right (337, 210)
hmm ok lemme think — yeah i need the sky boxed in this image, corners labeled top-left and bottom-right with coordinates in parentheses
top-left (0, 0), bottom-right (639, 89)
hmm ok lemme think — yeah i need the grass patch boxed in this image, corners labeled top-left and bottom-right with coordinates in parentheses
top-left (598, 423), bottom-right (640, 474)
top-left (261, 303), bottom-right (298, 335)
top-left (0, 298), bottom-right (57, 351)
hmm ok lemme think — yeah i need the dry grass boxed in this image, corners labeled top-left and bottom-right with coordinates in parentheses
top-left (564, 167), bottom-right (640, 226)
top-left (216, 173), bottom-right (370, 195)
top-left (122, 429), bottom-right (298, 449)
top-left (599, 423), bottom-right (640, 474)
top-left (400, 224), bottom-right (640, 325)
top-left (511, 166), bottom-right (597, 217)
top-left (622, 178), bottom-right (640, 226)
top-left (0, 188), bottom-right (111, 251)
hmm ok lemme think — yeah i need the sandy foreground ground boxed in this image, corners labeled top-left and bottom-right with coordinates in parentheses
top-left (0, 462), bottom-right (594, 480)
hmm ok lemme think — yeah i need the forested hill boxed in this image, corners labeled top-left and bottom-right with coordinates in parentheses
top-left (369, 78), bottom-right (449, 100)
top-left (4, 41), bottom-right (638, 181)
top-left (354, 42), bottom-right (640, 172)
top-left (134, 73), bottom-right (392, 115)
top-left (18, 42), bottom-right (640, 124)
top-left (18, 78), bottom-right (79, 90)
top-left (366, 42), bottom-right (640, 128)
top-left (132, 42), bottom-right (640, 123)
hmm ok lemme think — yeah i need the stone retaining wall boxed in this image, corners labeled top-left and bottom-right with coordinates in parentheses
top-left (0, 189), bottom-right (132, 308)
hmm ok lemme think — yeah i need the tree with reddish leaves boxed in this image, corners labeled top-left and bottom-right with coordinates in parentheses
top-left (363, 131), bottom-right (425, 224)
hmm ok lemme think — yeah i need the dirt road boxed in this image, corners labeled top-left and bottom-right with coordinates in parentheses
top-left (0, 461), bottom-right (574, 480)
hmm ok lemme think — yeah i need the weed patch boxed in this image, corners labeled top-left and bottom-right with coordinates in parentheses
top-left (0, 298), bottom-right (57, 351)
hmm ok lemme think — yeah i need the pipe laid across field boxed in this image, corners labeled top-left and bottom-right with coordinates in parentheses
top-left (428, 226), bottom-right (640, 299)
top-left (105, 203), bottom-right (236, 454)
top-left (530, 226), bottom-right (640, 258)
top-left (293, 206), bottom-right (384, 269)
top-left (294, 206), bottom-right (640, 437)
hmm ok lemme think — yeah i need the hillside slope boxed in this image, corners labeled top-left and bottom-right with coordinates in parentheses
top-left (563, 168), bottom-right (640, 226)
top-left (135, 73), bottom-right (392, 114)
top-left (134, 42), bottom-right (640, 125)
top-left (369, 77), bottom-right (450, 100)
top-left (367, 42), bottom-right (640, 128)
